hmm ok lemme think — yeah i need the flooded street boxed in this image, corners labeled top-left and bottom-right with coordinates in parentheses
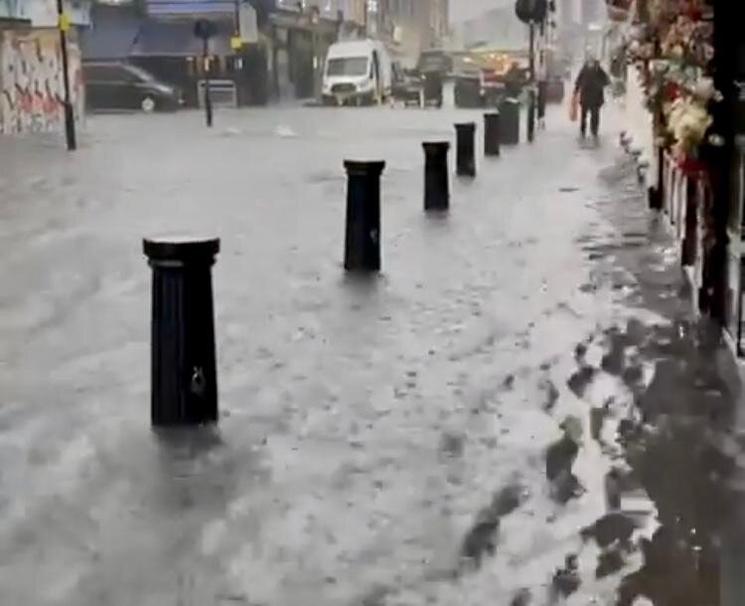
top-left (1, 105), bottom-right (744, 605)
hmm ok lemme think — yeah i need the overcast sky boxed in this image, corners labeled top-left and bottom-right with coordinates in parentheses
top-left (450, 0), bottom-right (512, 23)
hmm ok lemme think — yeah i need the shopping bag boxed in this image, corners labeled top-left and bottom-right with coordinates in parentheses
top-left (569, 91), bottom-right (579, 122)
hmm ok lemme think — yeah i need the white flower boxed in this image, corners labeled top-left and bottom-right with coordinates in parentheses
top-left (666, 96), bottom-right (712, 156)
top-left (693, 78), bottom-right (715, 101)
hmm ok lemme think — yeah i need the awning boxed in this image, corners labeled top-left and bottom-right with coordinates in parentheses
top-left (80, 6), bottom-right (140, 59)
top-left (130, 18), bottom-right (232, 56)
top-left (146, 0), bottom-right (234, 17)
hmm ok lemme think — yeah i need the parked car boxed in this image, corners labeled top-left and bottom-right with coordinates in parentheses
top-left (454, 73), bottom-right (483, 108)
top-left (417, 49), bottom-right (450, 107)
top-left (391, 63), bottom-right (422, 106)
top-left (452, 50), bottom-right (528, 108)
top-left (416, 50), bottom-right (453, 78)
top-left (420, 72), bottom-right (442, 107)
top-left (480, 68), bottom-right (509, 106)
top-left (322, 39), bottom-right (392, 107)
top-left (453, 68), bottom-right (507, 108)
top-left (83, 62), bottom-right (183, 112)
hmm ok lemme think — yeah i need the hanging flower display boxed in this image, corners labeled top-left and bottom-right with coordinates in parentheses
top-left (667, 96), bottom-right (712, 159)
top-left (628, 0), bottom-right (716, 165)
top-left (606, 0), bottom-right (633, 22)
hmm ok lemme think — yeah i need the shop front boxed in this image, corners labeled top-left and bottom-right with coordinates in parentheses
top-left (129, 18), bottom-right (269, 108)
top-left (623, 0), bottom-right (745, 354)
top-left (82, 4), bottom-right (270, 108)
top-left (268, 8), bottom-right (339, 101)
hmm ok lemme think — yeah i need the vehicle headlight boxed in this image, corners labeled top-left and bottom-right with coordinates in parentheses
top-left (154, 83), bottom-right (174, 95)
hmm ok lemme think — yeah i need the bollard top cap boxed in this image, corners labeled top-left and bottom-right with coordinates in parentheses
top-left (422, 141), bottom-right (450, 151)
top-left (143, 236), bottom-right (220, 263)
top-left (484, 111), bottom-right (500, 117)
top-left (344, 160), bottom-right (386, 176)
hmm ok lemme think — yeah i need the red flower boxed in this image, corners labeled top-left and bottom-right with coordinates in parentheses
top-left (678, 156), bottom-right (705, 175)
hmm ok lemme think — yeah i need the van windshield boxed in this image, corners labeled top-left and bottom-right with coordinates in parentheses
top-left (327, 57), bottom-right (369, 77)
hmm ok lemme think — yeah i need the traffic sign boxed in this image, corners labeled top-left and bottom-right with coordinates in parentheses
top-left (194, 19), bottom-right (217, 40)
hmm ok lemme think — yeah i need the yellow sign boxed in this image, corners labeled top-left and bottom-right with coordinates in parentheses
top-left (230, 36), bottom-right (244, 51)
top-left (59, 12), bottom-right (71, 32)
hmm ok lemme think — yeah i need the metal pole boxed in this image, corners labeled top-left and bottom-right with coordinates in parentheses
top-left (527, 20), bottom-right (536, 143)
top-left (56, 0), bottom-right (76, 151)
top-left (203, 38), bottom-right (213, 127)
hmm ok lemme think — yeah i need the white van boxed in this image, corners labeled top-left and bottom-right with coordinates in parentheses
top-left (322, 39), bottom-right (392, 106)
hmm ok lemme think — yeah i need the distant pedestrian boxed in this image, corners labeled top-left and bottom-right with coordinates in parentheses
top-left (574, 57), bottom-right (610, 140)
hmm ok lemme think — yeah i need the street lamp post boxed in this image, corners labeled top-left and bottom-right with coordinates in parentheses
top-left (55, 0), bottom-right (76, 151)
top-left (515, 0), bottom-right (547, 143)
top-left (202, 37), bottom-right (213, 127)
top-left (194, 19), bottom-right (217, 127)
top-left (527, 20), bottom-right (536, 143)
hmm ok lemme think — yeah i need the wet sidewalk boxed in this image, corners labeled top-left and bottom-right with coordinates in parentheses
top-left (1, 104), bottom-right (745, 605)
top-left (539, 147), bottom-right (745, 606)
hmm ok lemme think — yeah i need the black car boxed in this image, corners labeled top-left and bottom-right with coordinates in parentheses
top-left (391, 63), bottom-right (422, 106)
top-left (416, 50), bottom-right (453, 77)
top-left (420, 71), bottom-right (443, 107)
top-left (84, 62), bottom-right (183, 112)
top-left (454, 74), bottom-right (483, 108)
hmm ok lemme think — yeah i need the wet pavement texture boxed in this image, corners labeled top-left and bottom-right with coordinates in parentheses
top-left (2, 105), bottom-right (745, 605)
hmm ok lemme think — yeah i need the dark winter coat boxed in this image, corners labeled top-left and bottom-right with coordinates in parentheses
top-left (574, 64), bottom-right (610, 109)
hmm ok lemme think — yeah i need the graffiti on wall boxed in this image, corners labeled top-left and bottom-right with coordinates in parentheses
top-left (0, 29), bottom-right (84, 135)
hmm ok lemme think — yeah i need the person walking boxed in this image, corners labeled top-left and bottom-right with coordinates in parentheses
top-left (574, 57), bottom-right (610, 140)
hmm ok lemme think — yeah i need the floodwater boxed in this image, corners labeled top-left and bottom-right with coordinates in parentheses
top-left (0, 104), bottom-right (744, 605)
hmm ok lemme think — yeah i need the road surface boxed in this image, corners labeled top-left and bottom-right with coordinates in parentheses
top-left (0, 104), bottom-right (744, 605)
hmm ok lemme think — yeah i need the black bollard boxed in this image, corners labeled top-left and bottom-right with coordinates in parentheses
top-left (484, 112), bottom-right (501, 157)
top-left (143, 237), bottom-right (220, 427)
top-left (499, 98), bottom-right (521, 145)
top-left (454, 122), bottom-right (476, 177)
top-left (423, 141), bottom-right (450, 211)
top-left (344, 160), bottom-right (385, 272)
